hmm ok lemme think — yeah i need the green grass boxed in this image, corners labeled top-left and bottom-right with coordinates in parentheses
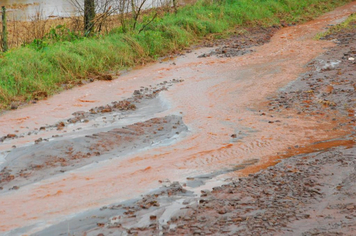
top-left (315, 13), bottom-right (356, 39)
top-left (0, 0), bottom-right (353, 108)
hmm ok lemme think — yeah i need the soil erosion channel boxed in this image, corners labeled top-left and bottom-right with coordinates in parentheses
top-left (0, 3), bottom-right (356, 235)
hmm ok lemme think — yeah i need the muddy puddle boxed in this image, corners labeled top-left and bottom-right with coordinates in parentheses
top-left (0, 2), bottom-right (356, 235)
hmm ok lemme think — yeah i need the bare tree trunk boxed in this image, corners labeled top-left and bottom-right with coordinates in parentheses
top-left (131, 0), bottom-right (147, 30)
top-left (131, 0), bottom-right (137, 22)
top-left (1, 6), bottom-right (8, 52)
top-left (172, 0), bottom-right (177, 14)
top-left (84, 0), bottom-right (95, 35)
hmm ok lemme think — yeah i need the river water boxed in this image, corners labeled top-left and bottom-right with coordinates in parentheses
top-left (1, 0), bottom-right (162, 20)
top-left (1, 0), bottom-right (76, 19)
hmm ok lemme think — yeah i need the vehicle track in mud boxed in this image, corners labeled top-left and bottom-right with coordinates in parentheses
top-left (0, 2), bottom-right (355, 235)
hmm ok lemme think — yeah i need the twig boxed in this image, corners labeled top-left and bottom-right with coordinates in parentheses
top-left (138, 12), bottom-right (157, 33)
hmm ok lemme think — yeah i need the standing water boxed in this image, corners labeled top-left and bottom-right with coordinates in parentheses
top-left (1, 0), bottom-right (76, 19)
top-left (1, 0), bottom-right (162, 20)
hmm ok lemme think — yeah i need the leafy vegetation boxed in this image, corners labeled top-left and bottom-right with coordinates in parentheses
top-left (0, 0), bottom-right (353, 107)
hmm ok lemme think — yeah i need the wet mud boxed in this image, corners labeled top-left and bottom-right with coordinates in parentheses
top-left (0, 79), bottom-right (188, 191)
top-left (39, 6), bottom-right (356, 236)
top-left (198, 26), bottom-right (281, 58)
top-left (33, 181), bottom-right (193, 236)
top-left (0, 79), bottom-right (182, 145)
top-left (267, 25), bottom-right (356, 119)
top-left (0, 115), bottom-right (187, 191)
top-left (74, 142), bottom-right (356, 236)
top-left (0, 2), bottom-right (356, 235)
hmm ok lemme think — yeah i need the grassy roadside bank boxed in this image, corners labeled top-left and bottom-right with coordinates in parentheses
top-left (0, 0), bottom-right (353, 109)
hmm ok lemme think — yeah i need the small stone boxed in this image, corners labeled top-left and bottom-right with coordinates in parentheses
top-left (35, 138), bottom-right (43, 144)
top-left (193, 230), bottom-right (201, 235)
top-left (56, 122), bottom-right (65, 130)
top-left (6, 134), bottom-right (17, 139)
top-left (218, 209), bottom-right (227, 214)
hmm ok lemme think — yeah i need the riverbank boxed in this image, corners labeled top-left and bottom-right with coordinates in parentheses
top-left (0, 0), bottom-right (353, 109)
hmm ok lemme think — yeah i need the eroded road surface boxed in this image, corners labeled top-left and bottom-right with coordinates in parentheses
top-left (0, 2), bottom-right (356, 235)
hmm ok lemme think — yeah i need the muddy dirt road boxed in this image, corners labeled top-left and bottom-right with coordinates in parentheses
top-left (0, 2), bottom-right (356, 235)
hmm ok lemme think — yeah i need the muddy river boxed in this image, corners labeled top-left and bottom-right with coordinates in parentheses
top-left (0, 2), bottom-right (355, 235)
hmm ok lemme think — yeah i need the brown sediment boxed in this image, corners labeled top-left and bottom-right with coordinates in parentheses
top-left (0, 115), bottom-right (188, 190)
top-left (238, 138), bottom-right (356, 177)
top-left (0, 2), bottom-right (355, 234)
top-left (113, 144), bottom-right (356, 236)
